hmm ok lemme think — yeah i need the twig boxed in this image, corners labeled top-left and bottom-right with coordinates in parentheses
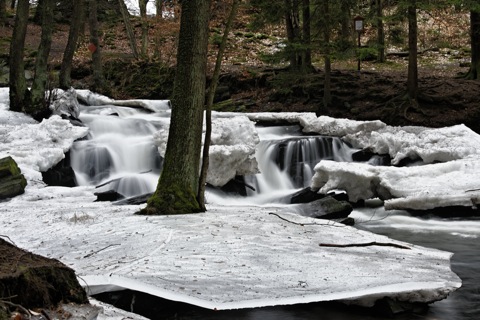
top-left (319, 242), bottom-right (411, 250)
top-left (465, 188), bottom-right (480, 192)
top-left (268, 212), bottom-right (344, 227)
top-left (0, 300), bottom-right (32, 319)
top-left (83, 244), bottom-right (121, 258)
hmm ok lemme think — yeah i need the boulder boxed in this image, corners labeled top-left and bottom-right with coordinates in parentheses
top-left (0, 157), bottom-right (27, 200)
top-left (0, 238), bottom-right (88, 310)
top-left (297, 196), bottom-right (353, 220)
top-left (41, 152), bottom-right (77, 187)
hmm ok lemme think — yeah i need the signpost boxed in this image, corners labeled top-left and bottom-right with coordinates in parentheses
top-left (353, 16), bottom-right (365, 71)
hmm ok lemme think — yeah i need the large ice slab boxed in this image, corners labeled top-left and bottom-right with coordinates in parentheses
top-left (1, 190), bottom-right (460, 310)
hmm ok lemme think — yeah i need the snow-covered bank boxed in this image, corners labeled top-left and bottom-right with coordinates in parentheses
top-left (0, 88), bottom-right (462, 312)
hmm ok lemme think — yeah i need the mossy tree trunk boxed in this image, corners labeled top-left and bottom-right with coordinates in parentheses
top-left (59, 0), bottom-right (85, 89)
top-left (8, 0), bottom-right (30, 113)
top-left (407, 0), bottom-right (418, 100)
top-left (28, 0), bottom-right (54, 115)
top-left (138, 0), bottom-right (211, 215)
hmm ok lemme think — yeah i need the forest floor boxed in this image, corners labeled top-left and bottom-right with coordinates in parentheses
top-left (1, 8), bottom-right (479, 132)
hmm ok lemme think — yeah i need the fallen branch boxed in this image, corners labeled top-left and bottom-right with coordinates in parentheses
top-left (0, 299), bottom-right (32, 319)
top-left (83, 244), bottom-right (121, 258)
top-left (319, 242), bottom-right (411, 250)
top-left (268, 212), bottom-right (344, 227)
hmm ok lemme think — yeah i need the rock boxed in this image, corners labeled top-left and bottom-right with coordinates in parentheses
top-left (352, 148), bottom-right (391, 166)
top-left (0, 238), bottom-right (88, 310)
top-left (297, 196), bottom-right (353, 220)
top-left (0, 157), bottom-right (27, 200)
top-left (41, 152), bottom-right (77, 187)
top-left (94, 190), bottom-right (125, 202)
top-left (290, 187), bottom-right (325, 204)
top-left (115, 193), bottom-right (153, 205)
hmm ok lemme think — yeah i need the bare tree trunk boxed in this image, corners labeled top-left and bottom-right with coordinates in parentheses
top-left (466, 10), bottom-right (480, 80)
top-left (197, 0), bottom-right (240, 210)
top-left (407, 0), bottom-right (418, 100)
top-left (32, 0), bottom-right (44, 25)
top-left (118, 0), bottom-right (139, 59)
top-left (155, 0), bottom-right (163, 18)
top-left (322, 0), bottom-right (331, 109)
top-left (28, 0), bottom-right (54, 115)
top-left (139, 0), bottom-right (149, 57)
top-left (139, 0), bottom-right (211, 215)
top-left (376, 0), bottom-right (385, 62)
top-left (301, 0), bottom-right (312, 72)
top-left (8, 0), bottom-right (29, 112)
top-left (60, 0), bottom-right (85, 89)
top-left (0, 0), bottom-right (6, 25)
top-left (88, 0), bottom-right (108, 94)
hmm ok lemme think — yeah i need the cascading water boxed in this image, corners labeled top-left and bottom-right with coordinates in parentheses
top-left (71, 104), bottom-right (167, 198)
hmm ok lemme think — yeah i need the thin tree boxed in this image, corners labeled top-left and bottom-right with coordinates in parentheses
top-left (407, 0), bottom-right (418, 100)
top-left (8, 0), bottom-right (30, 113)
top-left (118, 0), bottom-right (139, 59)
top-left (138, 0), bottom-right (212, 215)
top-left (376, 0), bottom-right (385, 62)
top-left (88, 0), bottom-right (108, 94)
top-left (197, 0), bottom-right (240, 210)
top-left (320, 0), bottom-right (332, 110)
top-left (139, 0), bottom-right (149, 57)
top-left (465, 8), bottom-right (480, 79)
top-left (0, 0), bottom-right (6, 25)
top-left (60, 0), bottom-right (85, 89)
top-left (28, 0), bottom-right (54, 114)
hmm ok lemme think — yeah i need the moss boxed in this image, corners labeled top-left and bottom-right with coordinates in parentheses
top-left (136, 184), bottom-right (202, 215)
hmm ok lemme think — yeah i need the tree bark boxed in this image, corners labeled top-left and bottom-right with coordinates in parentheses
top-left (32, 0), bottom-right (44, 25)
top-left (28, 0), bottom-right (54, 115)
top-left (8, 0), bottom-right (29, 113)
top-left (376, 0), bottom-right (385, 62)
top-left (198, 0), bottom-right (240, 210)
top-left (407, 0), bottom-right (418, 100)
top-left (139, 0), bottom-right (149, 57)
top-left (301, 0), bottom-right (312, 72)
top-left (466, 10), bottom-right (480, 80)
top-left (0, 0), bottom-right (6, 25)
top-left (139, 0), bottom-right (211, 215)
top-left (59, 0), bottom-right (85, 89)
top-left (321, 0), bottom-right (331, 109)
top-left (88, 0), bottom-right (108, 94)
top-left (118, 0), bottom-right (139, 59)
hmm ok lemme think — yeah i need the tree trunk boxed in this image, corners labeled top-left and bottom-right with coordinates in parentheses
top-left (339, 0), bottom-right (352, 50)
top-left (285, 0), bottom-right (302, 70)
top-left (155, 0), bottom-right (163, 18)
top-left (322, 0), bottom-right (331, 109)
top-left (139, 0), bottom-right (211, 215)
top-left (28, 0), bottom-right (54, 115)
top-left (59, 0), bottom-right (85, 89)
top-left (10, 0), bottom-right (15, 10)
top-left (139, 0), bottom-right (149, 57)
top-left (32, 0), bottom-right (44, 25)
top-left (88, 0), bottom-right (108, 94)
top-left (8, 0), bottom-right (29, 113)
top-left (0, 0), bottom-right (6, 25)
top-left (118, 0), bottom-right (139, 59)
top-left (407, 0), bottom-right (418, 100)
top-left (466, 10), bottom-right (480, 80)
top-left (376, 0), bottom-right (385, 62)
top-left (197, 0), bottom-right (239, 210)
top-left (301, 0), bottom-right (312, 72)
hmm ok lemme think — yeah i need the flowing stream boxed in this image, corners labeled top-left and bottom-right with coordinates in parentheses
top-left (71, 104), bottom-right (479, 320)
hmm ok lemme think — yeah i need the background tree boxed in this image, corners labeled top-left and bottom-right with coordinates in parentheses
top-left (376, 0), bottom-right (386, 62)
top-left (28, 0), bottom-right (54, 114)
top-left (465, 7), bottom-right (480, 79)
top-left (138, 0), bottom-right (212, 215)
top-left (59, 0), bottom-right (85, 89)
top-left (139, 0), bottom-right (149, 57)
top-left (118, 0), bottom-right (139, 59)
top-left (407, 0), bottom-right (418, 100)
top-left (8, 0), bottom-right (29, 113)
top-left (0, 0), bottom-right (6, 25)
top-left (88, 0), bottom-right (109, 94)
top-left (198, 0), bottom-right (240, 210)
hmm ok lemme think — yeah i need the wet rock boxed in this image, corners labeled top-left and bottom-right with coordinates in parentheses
top-left (41, 152), bottom-right (77, 187)
top-left (298, 196), bottom-right (353, 220)
top-left (0, 156), bottom-right (27, 200)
